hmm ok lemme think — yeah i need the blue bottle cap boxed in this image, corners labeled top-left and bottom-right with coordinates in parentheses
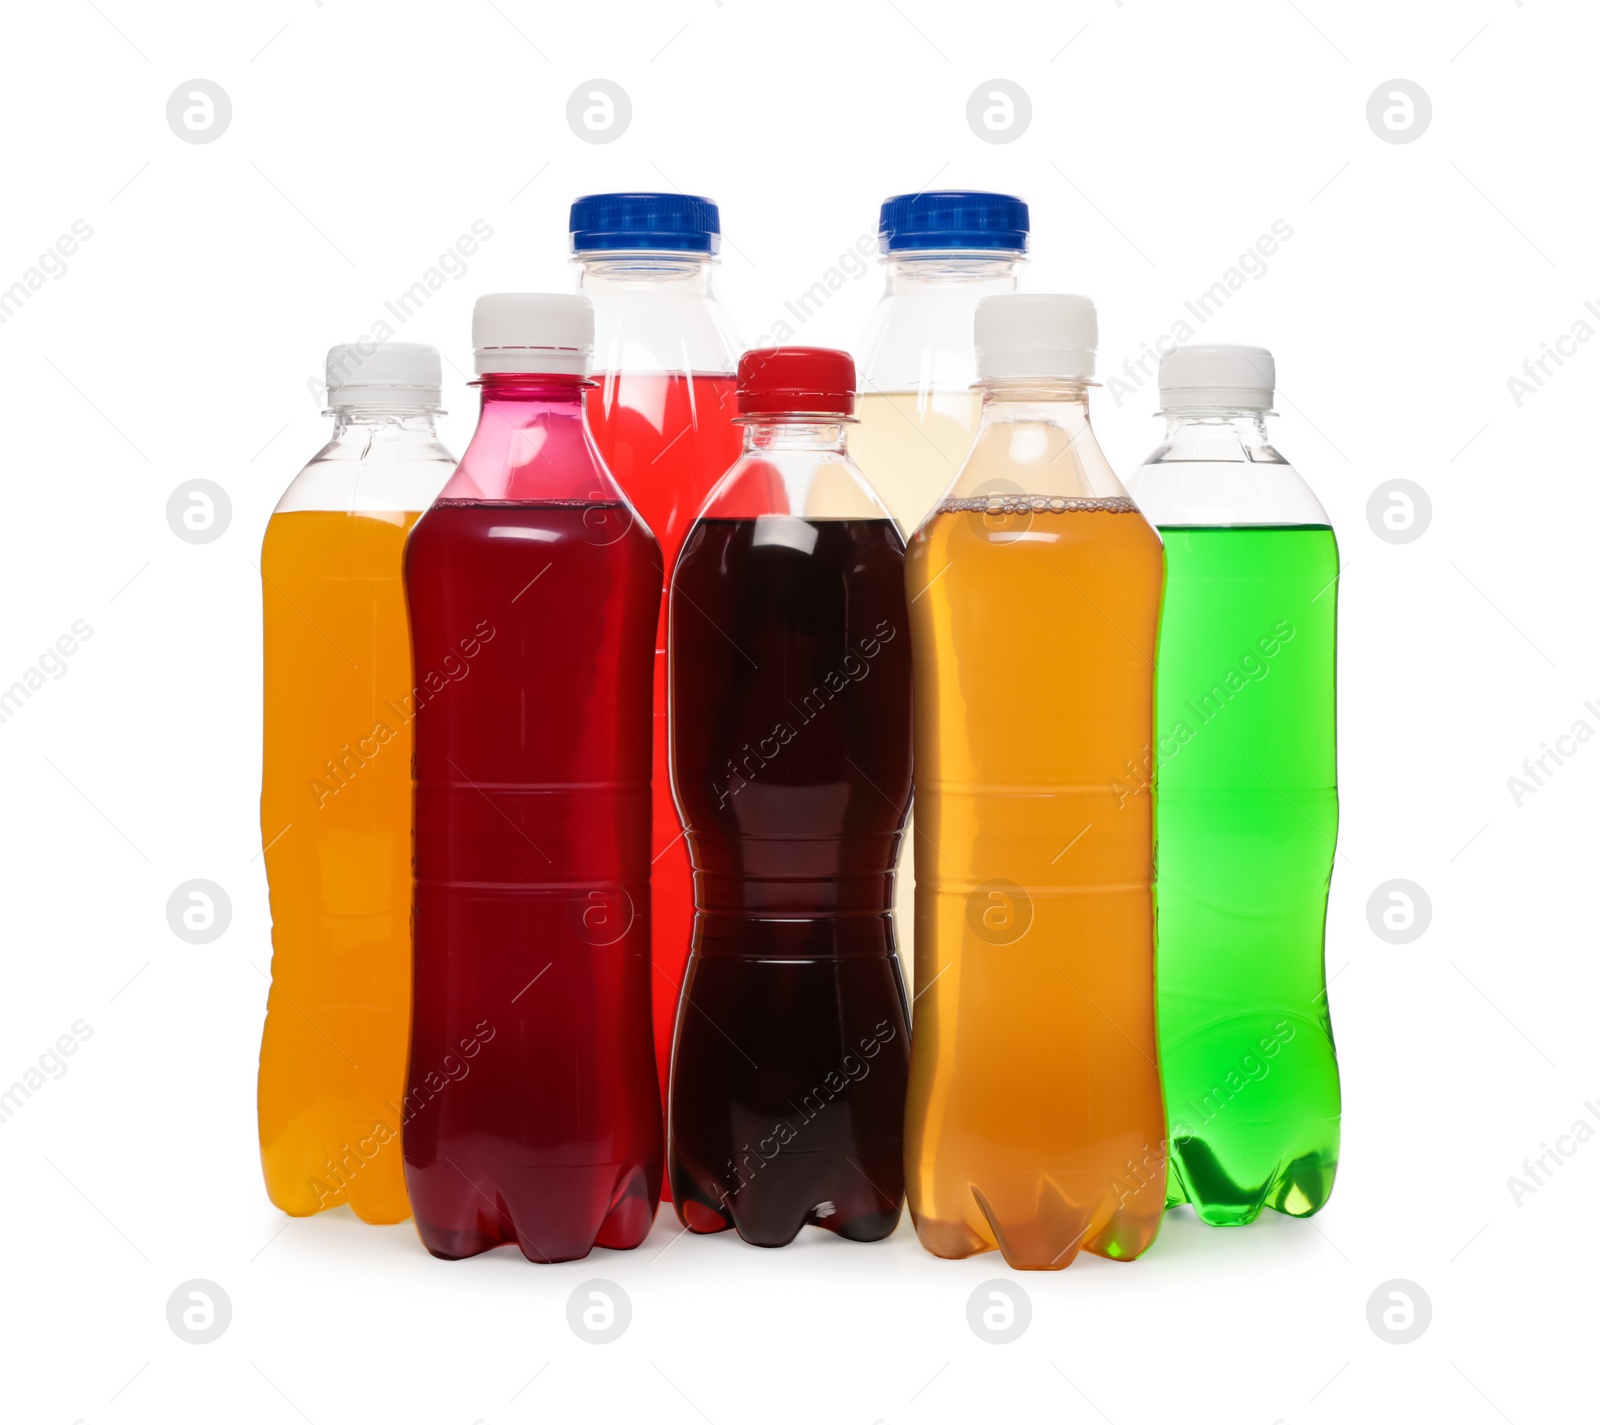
top-left (878, 190), bottom-right (1029, 253)
top-left (569, 192), bottom-right (721, 254)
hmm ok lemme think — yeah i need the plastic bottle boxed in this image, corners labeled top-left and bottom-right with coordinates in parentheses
top-left (1128, 344), bottom-right (1340, 1224)
top-left (258, 342), bottom-right (453, 1223)
top-left (853, 190), bottom-right (1028, 534)
top-left (668, 347), bottom-right (912, 1246)
top-left (572, 194), bottom-right (743, 1193)
top-left (904, 294), bottom-right (1167, 1269)
top-left (853, 190), bottom-right (1028, 1003)
top-left (401, 294), bottom-right (662, 1261)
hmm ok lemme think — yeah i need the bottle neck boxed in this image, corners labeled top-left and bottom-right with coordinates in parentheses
top-left (473, 372), bottom-right (588, 425)
top-left (576, 251), bottom-right (717, 294)
top-left (575, 252), bottom-right (736, 376)
top-left (977, 379), bottom-right (1094, 424)
top-left (329, 406), bottom-right (440, 436)
top-left (883, 250), bottom-right (1023, 292)
top-left (701, 415), bottom-right (890, 522)
top-left (1153, 408), bottom-right (1285, 465)
top-left (859, 253), bottom-right (1024, 393)
top-left (741, 418), bottom-right (850, 454)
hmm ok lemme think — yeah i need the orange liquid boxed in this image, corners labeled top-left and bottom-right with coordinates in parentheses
top-left (258, 509), bottom-right (418, 1222)
top-left (904, 498), bottom-right (1167, 1268)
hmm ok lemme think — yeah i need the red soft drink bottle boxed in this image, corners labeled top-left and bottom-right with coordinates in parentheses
top-left (573, 195), bottom-right (743, 1199)
top-left (402, 294), bottom-right (662, 1261)
top-left (667, 348), bottom-right (913, 1246)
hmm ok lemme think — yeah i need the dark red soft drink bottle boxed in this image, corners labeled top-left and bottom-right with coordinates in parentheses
top-left (402, 294), bottom-right (662, 1261)
top-left (572, 194), bottom-right (743, 1201)
top-left (668, 348), bottom-right (913, 1246)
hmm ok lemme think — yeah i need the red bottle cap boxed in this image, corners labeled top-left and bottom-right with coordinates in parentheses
top-left (736, 346), bottom-right (856, 417)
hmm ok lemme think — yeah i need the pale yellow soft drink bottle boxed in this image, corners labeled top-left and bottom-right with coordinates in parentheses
top-left (852, 191), bottom-right (1027, 1000)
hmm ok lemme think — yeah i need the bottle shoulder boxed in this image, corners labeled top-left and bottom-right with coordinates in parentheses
top-left (273, 431), bottom-right (455, 515)
top-left (695, 448), bottom-right (895, 523)
top-left (857, 258), bottom-right (1022, 391)
top-left (585, 287), bottom-right (741, 376)
top-left (1127, 457), bottom-right (1329, 527)
top-left (858, 289), bottom-right (1015, 393)
top-left (940, 408), bottom-right (1128, 508)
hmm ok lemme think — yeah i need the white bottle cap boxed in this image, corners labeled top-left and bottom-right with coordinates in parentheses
top-left (325, 341), bottom-right (441, 409)
top-left (975, 293), bottom-right (1097, 381)
top-left (473, 293), bottom-right (593, 376)
top-left (1158, 344), bottom-right (1275, 411)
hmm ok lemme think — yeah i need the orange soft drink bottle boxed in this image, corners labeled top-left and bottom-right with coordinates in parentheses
top-left (903, 295), bottom-right (1167, 1268)
top-left (258, 343), bottom-right (453, 1221)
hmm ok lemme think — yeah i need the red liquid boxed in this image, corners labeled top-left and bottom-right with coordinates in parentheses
top-left (585, 372), bottom-right (741, 1200)
top-left (667, 517), bottom-right (913, 1245)
top-left (402, 378), bottom-right (663, 1262)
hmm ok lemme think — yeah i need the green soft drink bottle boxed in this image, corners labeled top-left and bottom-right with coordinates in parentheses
top-left (1129, 345), bottom-right (1339, 1225)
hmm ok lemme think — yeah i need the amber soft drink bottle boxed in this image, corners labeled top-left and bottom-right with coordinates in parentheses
top-left (904, 295), bottom-right (1167, 1269)
top-left (258, 343), bottom-right (453, 1222)
top-left (572, 195), bottom-right (743, 1195)
top-left (853, 191), bottom-right (1027, 1001)
top-left (402, 295), bottom-right (662, 1261)
top-left (668, 348), bottom-right (913, 1246)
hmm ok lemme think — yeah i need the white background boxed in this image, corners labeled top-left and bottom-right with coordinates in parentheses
top-left (1, 1), bottom-right (1593, 1421)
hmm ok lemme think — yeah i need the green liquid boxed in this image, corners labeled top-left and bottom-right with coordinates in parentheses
top-left (1153, 526), bottom-right (1340, 1224)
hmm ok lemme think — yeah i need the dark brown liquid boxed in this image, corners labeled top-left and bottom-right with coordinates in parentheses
top-left (667, 517), bottom-right (913, 1246)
